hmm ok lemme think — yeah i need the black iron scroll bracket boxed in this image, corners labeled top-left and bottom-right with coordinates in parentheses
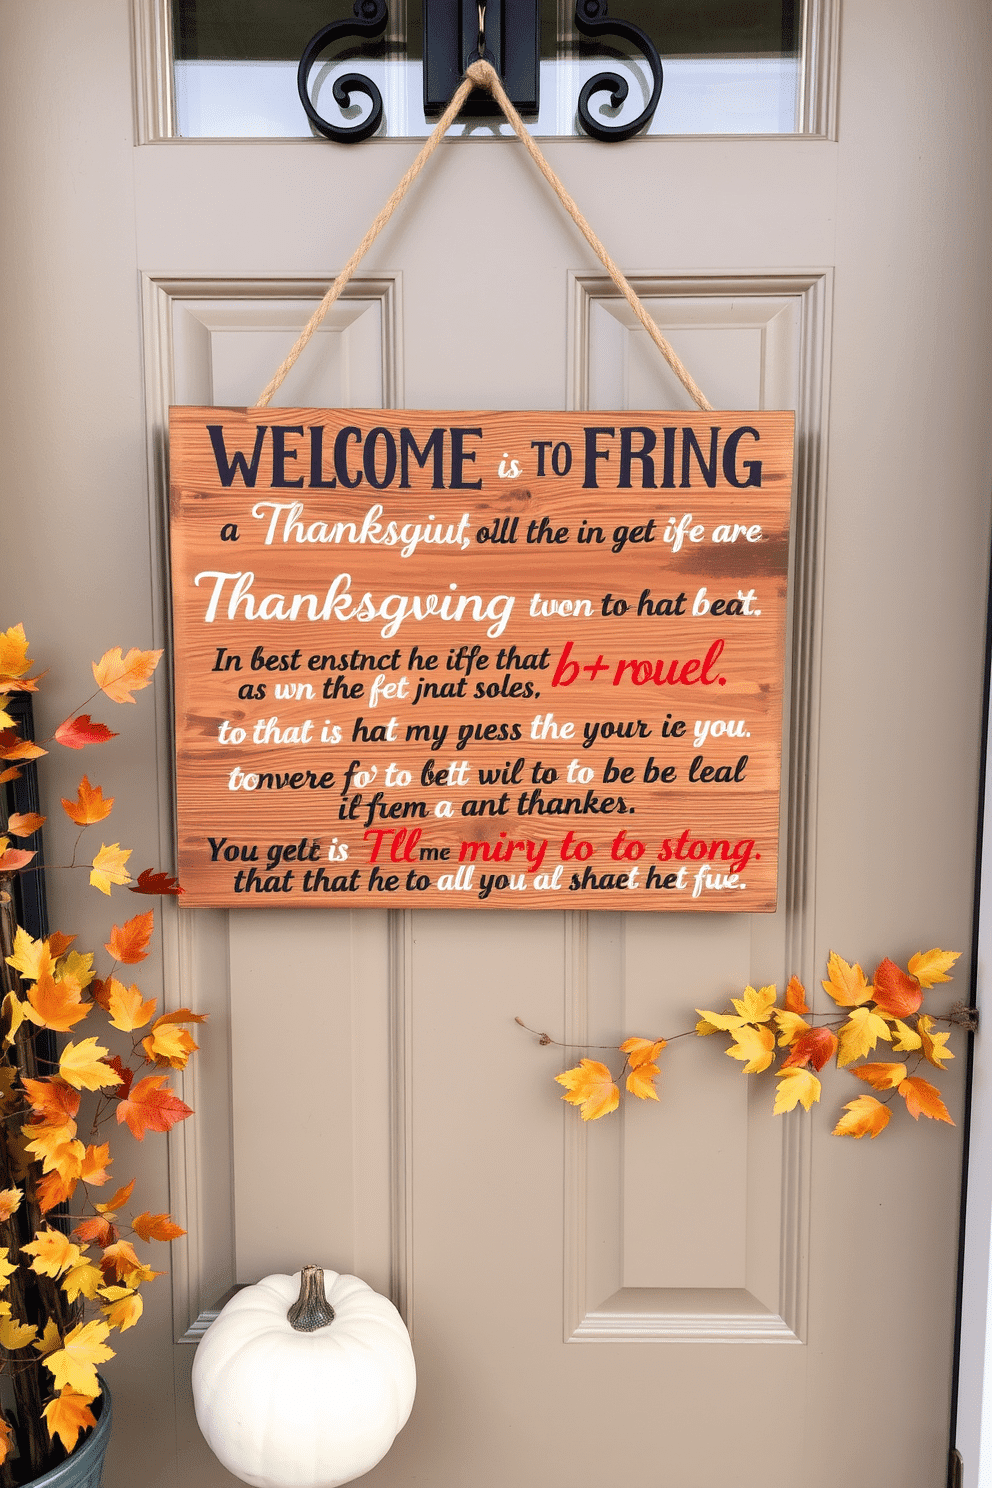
top-left (573, 0), bottom-right (663, 142)
top-left (297, 0), bottom-right (390, 143)
top-left (299, 0), bottom-right (661, 142)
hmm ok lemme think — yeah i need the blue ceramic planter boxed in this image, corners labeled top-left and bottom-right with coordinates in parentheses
top-left (30, 1382), bottom-right (112, 1488)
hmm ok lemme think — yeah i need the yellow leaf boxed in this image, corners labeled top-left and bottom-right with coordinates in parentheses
top-left (4, 927), bottom-right (52, 982)
top-left (0, 1249), bottom-right (17, 1288)
top-left (43, 1389), bottom-right (98, 1453)
top-left (59, 952), bottom-right (96, 994)
top-left (62, 1262), bottom-right (104, 1305)
top-left (0, 625), bottom-right (35, 689)
top-left (833, 1095), bottom-right (892, 1139)
top-left (89, 843), bottom-right (132, 896)
top-left (695, 1008), bottom-right (746, 1032)
top-left (92, 647), bottom-right (162, 705)
top-left (33, 1319), bottom-right (62, 1357)
top-left (105, 978), bottom-right (156, 1033)
top-left (907, 948), bottom-right (961, 989)
top-left (44, 1320), bottom-right (114, 1397)
top-left (891, 1018), bottom-right (923, 1052)
top-left (774, 1010), bottom-right (810, 1047)
top-left (0, 1190), bottom-right (21, 1224)
top-left (23, 1118), bottom-right (78, 1171)
top-left (773, 1068), bottom-right (821, 1113)
top-left (555, 1059), bottom-right (620, 1120)
top-left (141, 1021), bottom-right (198, 1070)
top-left (837, 1006), bottom-right (892, 1067)
top-left (918, 1014), bottom-right (954, 1070)
top-left (100, 1287), bottom-right (143, 1333)
top-left (3, 991), bottom-right (43, 1046)
top-left (731, 984), bottom-right (778, 1023)
top-left (23, 1230), bottom-right (81, 1279)
top-left (725, 1023), bottom-right (776, 1074)
top-left (0, 1316), bottom-right (38, 1349)
top-left (821, 951), bottom-right (873, 1008)
top-left (59, 1039), bottom-right (123, 1092)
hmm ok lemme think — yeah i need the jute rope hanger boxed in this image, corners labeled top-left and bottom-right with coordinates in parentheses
top-left (255, 58), bottom-right (713, 413)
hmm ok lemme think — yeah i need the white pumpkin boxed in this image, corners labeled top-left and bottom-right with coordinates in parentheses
top-left (192, 1266), bottom-right (416, 1488)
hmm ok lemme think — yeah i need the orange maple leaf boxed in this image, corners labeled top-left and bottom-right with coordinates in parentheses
top-left (784, 976), bottom-right (809, 1014)
top-left (555, 1060), bottom-right (620, 1121)
top-left (0, 1189), bottom-right (22, 1223)
top-left (0, 766), bottom-right (21, 784)
top-left (620, 1037), bottom-right (666, 1101)
top-left (0, 1414), bottom-right (13, 1466)
top-left (833, 1095), bottom-right (891, 1139)
top-left (105, 979), bottom-right (156, 1033)
top-left (54, 716), bottom-right (119, 750)
top-left (43, 1389), bottom-right (97, 1453)
top-left (852, 1061), bottom-right (908, 1090)
top-left (47, 932), bottom-right (77, 960)
top-left (37, 1171), bottom-right (79, 1214)
top-left (0, 731), bottom-right (46, 763)
top-left (100, 1240), bottom-right (162, 1288)
top-left (6, 812), bottom-right (45, 837)
top-left (81, 1144), bottom-right (112, 1187)
top-left (899, 1077), bottom-right (955, 1124)
top-left (61, 776), bottom-right (114, 826)
top-left (27, 970), bottom-right (90, 1033)
top-left (779, 1026), bottom-right (838, 1072)
top-left (21, 1079), bottom-right (80, 1124)
top-left (871, 958), bottom-right (923, 1018)
top-left (0, 840), bottom-right (35, 872)
top-left (104, 911), bottom-right (154, 965)
top-left (92, 647), bottom-right (162, 705)
top-left (74, 1219), bottom-right (117, 1249)
top-left (115, 1075), bottom-right (192, 1140)
top-left (131, 1212), bottom-right (185, 1243)
top-left (95, 1179), bottom-right (135, 1216)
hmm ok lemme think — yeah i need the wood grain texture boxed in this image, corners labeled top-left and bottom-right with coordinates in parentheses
top-left (169, 407), bottom-right (794, 909)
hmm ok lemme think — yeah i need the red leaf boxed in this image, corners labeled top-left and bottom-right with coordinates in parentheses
top-left (73, 1218), bottom-right (118, 1248)
top-left (53, 716), bottom-right (119, 750)
top-left (128, 868), bottom-right (184, 897)
top-left (0, 847), bottom-right (34, 872)
top-left (104, 1056), bottom-right (133, 1100)
top-left (779, 1026), bottom-right (839, 1072)
top-left (872, 958), bottom-right (924, 1018)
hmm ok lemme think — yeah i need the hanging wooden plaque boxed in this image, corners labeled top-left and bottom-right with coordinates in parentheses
top-left (169, 407), bottom-right (793, 910)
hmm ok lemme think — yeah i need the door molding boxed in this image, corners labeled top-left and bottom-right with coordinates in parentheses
top-left (140, 273), bottom-right (401, 1340)
top-left (564, 270), bottom-right (832, 1343)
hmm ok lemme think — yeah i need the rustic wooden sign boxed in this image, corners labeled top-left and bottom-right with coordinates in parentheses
top-left (169, 407), bottom-right (794, 910)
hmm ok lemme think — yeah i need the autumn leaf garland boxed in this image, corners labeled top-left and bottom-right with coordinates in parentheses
top-left (541, 947), bottom-right (962, 1136)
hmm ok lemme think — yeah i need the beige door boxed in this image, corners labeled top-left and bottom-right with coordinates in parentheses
top-left (2, 2), bottom-right (990, 1485)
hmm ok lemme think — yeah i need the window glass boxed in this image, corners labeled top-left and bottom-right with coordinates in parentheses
top-left (172, 0), bottom-right (802, 138)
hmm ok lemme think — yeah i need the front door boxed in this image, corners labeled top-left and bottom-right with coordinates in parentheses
top-left (2, 2), bottom-right (990, 1485)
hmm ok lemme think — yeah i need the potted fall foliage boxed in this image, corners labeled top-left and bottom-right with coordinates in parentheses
top-left (0, 623), bottom-right (199, 1485)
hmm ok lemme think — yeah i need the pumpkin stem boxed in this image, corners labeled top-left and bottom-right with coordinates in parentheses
top-left (287, 1265), bottom-right (335, 1332)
